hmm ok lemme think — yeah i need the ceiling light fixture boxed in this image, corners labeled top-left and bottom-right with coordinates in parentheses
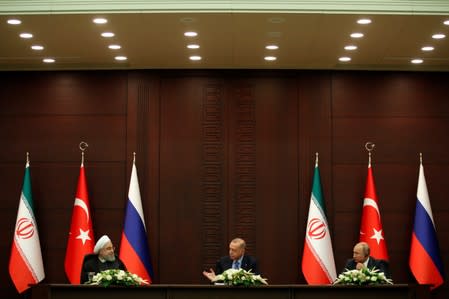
top-left (93, 18), bottom-right (108, 24)
top-left (344, 45), bottom-right (357, 51)
top-left (357, 18), bottom-right (372, 24)
top-left (189, 55), bottom-right (202, 61)
top-left (339, 57), bottom-right (351, 62)
top-left (268, 17), bottom-right (285, 24)
top-left (20, 33), bottom-right (33, 39)
top-left (432, 33), bottom-right (445, 39)
top-left (115, 56), bottom-right (127, 61)
top-left (264, 56), bottom-right (277, 61)
top-left (31, 45), bottom-right (44, 51)
top-left (443, 20), bottom-right (449, 25)
top-left (184, 31), bottom-right (198, 37)
top-left (350, 32), bottom-right (364, 38)
top-left (109, 44), bottom-right (121, 50)
top-left (7, 19), bottom-right (21, 25)
top-left (43, 58), bottom-right (55, 63)
top-left (421, 46), bottom-right (434, 51)
top-left (265, 45), bottom-right (279, 50)
top-left (411, 58), bottom-right (423, 64)
top-left (187, 44), bottom-right (200, 49)
top-left (101, 32), bottom-right (115, 38)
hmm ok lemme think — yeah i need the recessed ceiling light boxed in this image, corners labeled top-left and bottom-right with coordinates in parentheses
top-left (350, 32), bottom-right (364, 38)
top-left (7, 19), bottom-right (21, 25)
top-left (432, 33), bottom-right (445, 39)
top-left (443, 20), bottom-right (449, 25)
top-left (264, 56), bottom-right (277, 61)
top-left (108, 44), bottom-right (121, 50)
top-left (31, 45), bottom-right (44, 51)
top-left (93, 18), bottom-right (108, 24)
top-left (180, 17), bottom-right (195, 24)
top-left (184, 31), bottom-right (198, 37)
top-left (268, 17), bottom-right (285, 24)
top-left (101, 32), bottom-right (115, 38)
top-left (187, 44), bottom-right (200, 49)
top-left (339, 57), bottom-right (351, 62)
top-left (265, 45), bottom-right (279, 50)
top-left (115, 56), bottom-right (127, 61)
top-left (421, 46), bottom-right (434, 51)
top-left (344, 45), bottom-right (357, 51)
top-left (43, 58), bottom-right (55, 63)
top-left (189, 55), bottom-right (202, 61)
top-left (357, 18), bottom-right (372, 24)
top-left (267, 32), bottom-right (282, 38)
top-left (411, 58), bottom-right (423, 64)
top-left (20, 33), bottom-right (33, 39)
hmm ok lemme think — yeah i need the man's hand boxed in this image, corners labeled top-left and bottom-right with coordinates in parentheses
top-left (202, 268), bottom-right (216, 281)
top-left (356, 262), bottom-right (365, 270)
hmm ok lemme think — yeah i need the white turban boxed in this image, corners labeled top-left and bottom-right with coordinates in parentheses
top-left (94, 235), bottom-right (111, 254)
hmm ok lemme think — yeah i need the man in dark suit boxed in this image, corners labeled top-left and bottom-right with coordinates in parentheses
top-left (202, 238), bottom-right (259, 281)
top-left (343, 241), bottom-right (391, 278)
top-left (80, 235), bottom-right (127, 283)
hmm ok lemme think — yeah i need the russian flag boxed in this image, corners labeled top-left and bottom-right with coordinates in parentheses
top-left (119, 157), bottom-right (154, 283)
top-left (409, 160), bottom-right (445, 290)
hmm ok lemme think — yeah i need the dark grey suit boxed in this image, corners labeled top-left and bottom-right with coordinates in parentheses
top-left (216, 255), bottom-right (259, 275)
top-left (343, 257), bottom-right (391, 279)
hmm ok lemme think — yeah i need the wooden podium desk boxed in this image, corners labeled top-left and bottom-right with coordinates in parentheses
top-left (31, 284), bottom-right (430, 299)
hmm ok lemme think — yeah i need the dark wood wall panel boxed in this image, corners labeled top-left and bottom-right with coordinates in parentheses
top-left (201, 83), bottom-right (226, 274)
top-left (0, 72), bottom-right (127, 116)
top-left (1, 70), bottom-right (448, 299)
top-left (332, 72), bottom-right (449, 117)
top-left (250, 77), bottom-right (298, 284)
top-left (159, 77), bottom-right (207, 283)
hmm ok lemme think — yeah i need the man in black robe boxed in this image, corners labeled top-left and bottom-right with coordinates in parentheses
top-left (80, 235), bottom-right (126, 283)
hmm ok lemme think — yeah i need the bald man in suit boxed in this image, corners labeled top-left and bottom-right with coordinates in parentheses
top-left (342, 241), bottom-right (391, 279)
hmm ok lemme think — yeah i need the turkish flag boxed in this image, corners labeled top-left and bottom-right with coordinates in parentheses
top-left (359, 165), bottom-right (389, 260)
top-left (64, 164), bottom-right (95, 284)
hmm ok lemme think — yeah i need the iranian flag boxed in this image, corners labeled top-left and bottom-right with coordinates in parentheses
top-left (9, 156), bottom-right (45, 293)
top-left (301, 155), bottom-right (336, 284)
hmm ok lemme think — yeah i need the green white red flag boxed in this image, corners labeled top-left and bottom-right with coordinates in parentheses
top-left (301, 154), bottom-right (336, 284)
top-left (9, 156), bottom-right (45, 293)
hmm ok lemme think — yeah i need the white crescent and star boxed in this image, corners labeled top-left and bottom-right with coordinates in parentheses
top-left (73, 198), bottom-right (92, 245)
top-left (362, 197), bottom-right (380, 217)
top-left (74, 198), bottom-right (90, 222)
top-left (361, 197), bottom-right (384, 245)
top-left (76, 228), bottom-right (91, 245)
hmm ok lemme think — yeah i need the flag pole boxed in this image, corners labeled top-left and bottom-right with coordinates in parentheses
top-left (315, 152), bottom-right (319, 167)
top-left (365, 142), bottom-right (375, 167)
top-left (133, 151), bottom-right (136, 164)
top-left (26, 152), bottom-right (30, 165)
top-left (419, 152), bottom-right (423, 165)
top-left (79, 141), bottom-right (88, 166)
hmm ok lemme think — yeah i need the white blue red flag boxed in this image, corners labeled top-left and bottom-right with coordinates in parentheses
top-left (409, 158), bottom-right (445, 290)
top-left (119, 156), bottom-right (153, 283)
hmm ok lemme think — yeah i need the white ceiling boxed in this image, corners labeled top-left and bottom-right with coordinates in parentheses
top-left (1, 6), bottom-right (449, 71)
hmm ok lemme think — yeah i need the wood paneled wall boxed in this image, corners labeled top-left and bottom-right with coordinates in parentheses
top-left (0, 70), bottom-right (448, 299)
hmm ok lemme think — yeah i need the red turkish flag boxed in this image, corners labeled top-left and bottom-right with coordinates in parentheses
top-left (64, 164), bottom-right (95, 284)
top-left (359, 165), bottom-right (389, 260)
